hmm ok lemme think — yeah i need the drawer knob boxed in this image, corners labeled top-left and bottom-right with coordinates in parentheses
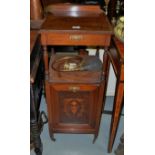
top-left (69, 86), bottom-right (80, 92)
top-left (69, 35), bottom-right (83, 41)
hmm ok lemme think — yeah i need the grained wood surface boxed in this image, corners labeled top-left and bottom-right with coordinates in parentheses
top-left (41, 32), bottom-right (111, 46)
top-left (40, 4), bottom-right (113, 143)
top-left (113, 37), bottom-right (124, 60)
top-left (107, 36), bottom-right (124, 153)
top-left (47, 54), bottom-right (104, 139)
top-left (41, 5), bottom-right (112, 32)
top-left (108, 37), bottom-right (124, 80)
top-left (48, 82), bottom-right (104, 138)
top-left (30, 0), bottom-right (43, 20)
top-left (40, 5), bottom-right (113, 46)
top-left (44, 4), bottom-right (102, 14)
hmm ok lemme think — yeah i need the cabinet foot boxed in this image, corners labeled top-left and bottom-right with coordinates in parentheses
top-left (93, 134), bottom-right (98, 144)
top-left (50, 133), bottom-right (56, 142)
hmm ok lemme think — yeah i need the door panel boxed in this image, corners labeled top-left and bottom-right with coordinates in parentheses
top-left (50, 84), bottom-right (99, 131)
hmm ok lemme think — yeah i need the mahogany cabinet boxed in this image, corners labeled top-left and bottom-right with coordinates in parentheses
top-left (45, 55), bottom-right (105, 142)
top-left (40, 4), bottom-right (112, 143)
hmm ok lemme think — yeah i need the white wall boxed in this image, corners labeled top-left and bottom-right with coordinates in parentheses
top-left (87, 48), bottom-right (116, 96)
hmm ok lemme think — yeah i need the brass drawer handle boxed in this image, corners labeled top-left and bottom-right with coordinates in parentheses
top-left (69, 35), bottom-right (83, 41)
top-left (69, 86), bottom-right (80, 92)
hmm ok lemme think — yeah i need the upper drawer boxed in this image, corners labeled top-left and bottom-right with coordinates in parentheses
top-left (41, 32), bottom-right (111, 46)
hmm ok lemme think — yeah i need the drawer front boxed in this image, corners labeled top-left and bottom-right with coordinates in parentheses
top-left (41, 32), bottom-right (111, 46)
top-left (50, 84), bottom-right (99, 132)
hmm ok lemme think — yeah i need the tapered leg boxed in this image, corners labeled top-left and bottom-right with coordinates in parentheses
top-left (102, 47), bottom-right (110, 112)
top-left (93, 133), bottom-right (98, 144)
top-left (44, 78), bottom-right (56, 142)
top-left (49, 132), bottom-right (56, 142)
top-left (43, 45), bottom-right (49, 76)
top-left (108, 80), bottom-right (124, 153)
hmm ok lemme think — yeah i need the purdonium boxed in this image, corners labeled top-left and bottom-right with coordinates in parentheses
top-left (49, 55), bottom-right (103, 83)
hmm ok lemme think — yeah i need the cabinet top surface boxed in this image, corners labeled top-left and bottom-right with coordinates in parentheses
top-left (40, 5), bottom-right (113, 34)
